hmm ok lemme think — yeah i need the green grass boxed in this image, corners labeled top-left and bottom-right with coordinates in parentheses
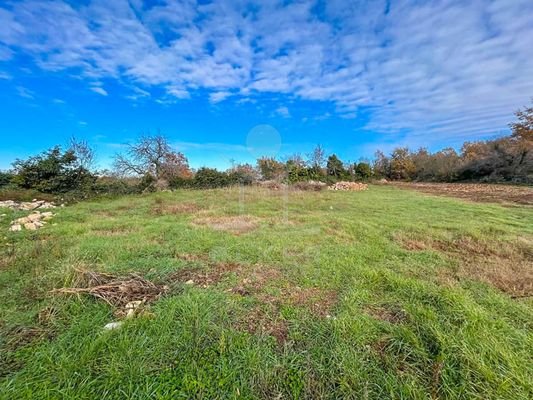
top-left (0, 186), bottom-right (532, 399)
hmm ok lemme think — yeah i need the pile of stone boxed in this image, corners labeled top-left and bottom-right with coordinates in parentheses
top-left (0, 199), bottom-right (57, 211)
top-left (329, 182), bottom-right (369, 191)
top-left (10, 211), bottom-right (55, 231)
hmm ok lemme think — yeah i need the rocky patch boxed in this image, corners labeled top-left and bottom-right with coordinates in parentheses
top-left (329, 182), bottom-right (369, 191)
top-left (9, 211), bottom-right (55, 232)
top-left (0, 199), bottom-right (58, 211)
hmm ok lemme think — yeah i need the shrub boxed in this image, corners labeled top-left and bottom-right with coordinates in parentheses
top-left (0, 171), bottom-right (13, 188)
top-left (12, 147), bottom-right (96, 193)
top-left (194, 167), bottom-right (229, 188)
top-left (292, 181), bottom-right (327, 191)
top-left (355, 162), bottom-right (372, 180)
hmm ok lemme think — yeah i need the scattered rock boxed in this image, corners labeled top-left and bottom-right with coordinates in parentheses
top-left (124, 300), bottom-right (143, 319)
top-left (9, 210), bottom-right (55, 232)
top-left (185, 279), bottom-right (195, 285)
top-left (103, 322), bottom-right (123, 331)
top-left (24, 223), bottom-right (38, 231)
top-left (329, 182), bottom-right (369, 191)
top-left (0, 200), bottom-right (56, 211)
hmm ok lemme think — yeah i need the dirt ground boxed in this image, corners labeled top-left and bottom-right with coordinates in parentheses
top-left (391, 182), bottom-right (533, 206)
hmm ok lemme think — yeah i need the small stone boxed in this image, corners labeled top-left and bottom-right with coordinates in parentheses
top-left (185, 280), bottom-right (195, 285)
top-left (24, 222), bottom-right (38, 231)
top-left (9, 224), bottom-right (22, 232)
top-left (103, 322), bottom-right (123, 331)
top-left (28, 213), bottom-right (41, 222)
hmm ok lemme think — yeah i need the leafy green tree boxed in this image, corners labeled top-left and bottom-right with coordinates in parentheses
top-left (285, 154), bottom-right (309, 183)
top-left (326, 154), bottom-right (347, 181)
top-left (12, 147), bottom-right (95, 193)
top-left (390, 147), bottom-right (416, 180)
top-left (355, 162), bottom-right (372, 180)
top-left (0, 171), bottom-right (13, 188)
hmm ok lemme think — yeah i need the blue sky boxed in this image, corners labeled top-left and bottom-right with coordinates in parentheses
top-left (1, 0), bottom-right (532, 171)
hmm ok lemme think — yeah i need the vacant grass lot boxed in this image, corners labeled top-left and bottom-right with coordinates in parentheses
top-left (0, 185), bottom-right (532, 399)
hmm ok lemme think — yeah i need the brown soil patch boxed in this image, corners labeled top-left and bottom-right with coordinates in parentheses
top-left (239, 307), bottom-right (289, 345)
top-left (171, 259), bottom-right (337, 343)
top-left (171, 262), bottom-right (242, 287)
top-left (192, 215), bottom-right (260, 234)
top-left (51, 269), bottom-right (168, 307)
top-left (4, 325), bottom-right (48, 349)
top-left (392, 182), bottom-right (533, 206)
top-left (282, 287), bottom-right (338, 317)
top-left (366, 304), bottom-right (409, 324)
top-left (396, 233), bottom-right (533, 297)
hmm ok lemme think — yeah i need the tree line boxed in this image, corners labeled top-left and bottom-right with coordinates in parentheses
top-left (0, 102), bottom-right (531, 199)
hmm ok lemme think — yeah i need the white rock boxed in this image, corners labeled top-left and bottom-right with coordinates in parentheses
top-left (103, 322), bottom-right (123, 331)
top-left (24, 222), bottom-right (38, 231)
top-left (9, 224), bottom-right (22, 232)
top-left (185, 280), bottom-right (195, 285)
top-left (28, 213), bottom-right (41, 222)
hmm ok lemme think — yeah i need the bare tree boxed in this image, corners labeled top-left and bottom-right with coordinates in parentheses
top-left (113, 134), bottom-right (190, 180)
top-left (69, 137), bottom-right (95, 170)
top-left (307, 144), bottom-right (326, 168)
top-left (510, 100), bottom-right (533, 142)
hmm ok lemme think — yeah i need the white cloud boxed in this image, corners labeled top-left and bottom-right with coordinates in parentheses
top-left (0, 0), bottom-right (532, 145)
top-left (209, 91), bottom-right (232, 104)
top-left (275, 106), bottom-right (290, 118)
top-left (90, 86), bottom-right (108, 96)
top-left (16, 86), bottom-right (34, 99)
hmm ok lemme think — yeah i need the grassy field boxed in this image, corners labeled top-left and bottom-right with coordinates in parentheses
top-left (0, 185), bottom-right (532, 399)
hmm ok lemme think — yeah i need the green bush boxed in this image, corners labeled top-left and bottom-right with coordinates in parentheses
top-left (355, 162), bottom-right (373, 180)
top-left (168, 176), bottom-right (193, 189)
top-left (194, 167), bottom-right (229, 188)
top-left (12, 147), bottom-right (96, 193)
top-left (0, 171), bottom-right (13, 188)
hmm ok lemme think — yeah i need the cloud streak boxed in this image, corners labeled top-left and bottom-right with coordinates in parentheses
top-left (0, 0), bottom-right (532, 146)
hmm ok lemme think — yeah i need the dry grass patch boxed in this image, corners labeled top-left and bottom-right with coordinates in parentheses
top-left (52, 269), bottom-right (168, 308)
top-left (366, 304), bottom-right (409, 324)
top-left (239, 306), bottom-right (289, 345)
top-left (175, 253), bottom-right (210, 263)
top-left (171, 261), bottom-right (242, 287)
top-left (395, 232), bottom-right (533, 297)
top-left (151, 200), bottom-right (200, 216)
top-left (392, 182), bottom-right (533, 206)
top-left (192, 215), bottom-right (260, 234)
top-left (90, 226), bottom-right (138, 237)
